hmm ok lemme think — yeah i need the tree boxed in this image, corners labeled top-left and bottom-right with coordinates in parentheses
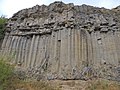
top-left (0, 16), bottom-right (7, 40)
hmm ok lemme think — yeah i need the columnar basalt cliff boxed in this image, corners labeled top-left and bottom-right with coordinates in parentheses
top-left (1, 1), bottom-right (120, 80)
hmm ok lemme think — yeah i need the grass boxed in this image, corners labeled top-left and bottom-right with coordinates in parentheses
top-left (6, 80), bottom-right (60, 90)
top-left (0, 58), bottom-right (14, 90)
top-left (86, 78), bottom-right (120, 90)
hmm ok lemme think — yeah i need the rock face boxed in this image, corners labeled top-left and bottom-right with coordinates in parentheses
top-left (1, 1), bottom-right (120, 80)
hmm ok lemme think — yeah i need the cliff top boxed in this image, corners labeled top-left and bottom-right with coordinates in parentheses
top-left (11, 1), bottom-right (120, 18)
top-left (5, 1), bottom-right (120, 35)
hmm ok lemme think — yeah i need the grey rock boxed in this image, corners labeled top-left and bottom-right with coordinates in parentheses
top-left (100, 27), bottom-right (108, 32)
top-left (1, 1), bottom-right (120, 81)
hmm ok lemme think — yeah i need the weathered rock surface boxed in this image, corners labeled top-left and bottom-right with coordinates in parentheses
top-left (1, 1), bottom-right (120, 81)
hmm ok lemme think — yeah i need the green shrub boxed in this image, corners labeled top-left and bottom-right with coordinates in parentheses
top-left (0, 16), bottom-right (7, 40)
top-left (0, 58), bottom-right (13, 90)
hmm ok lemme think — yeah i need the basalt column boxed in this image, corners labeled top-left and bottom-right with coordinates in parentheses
top-left (1, 1), bottom-right (120, 80)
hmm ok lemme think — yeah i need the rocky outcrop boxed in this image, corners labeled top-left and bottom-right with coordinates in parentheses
top-left (1, 1), bottom-right (120, 81)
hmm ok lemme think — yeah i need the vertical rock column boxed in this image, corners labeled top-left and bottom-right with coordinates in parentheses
top-left (48, 31), bottom-right (59, 78)
top-left (14, 36), bottom-right (21, 64)
top-left (10, 36), bottom-right (19, 63)
top-left (114, 31), bottom-right (120, 65)
top-left (35, 35), bottom-right (43, 67)
top-left (105, 31), bottom-right (115, 65)
top-left (59, 28), bottom-right (69, 79)
top-left (0, 33), bottom-right (9, 56)
top-left (67, 28), bottom-right (72, 78)
top-left (81, 30), bottom-right (87, 67)
top-left (112, 32), bottom-right (119, 65)
top-left (24, 37), bottom-right (31, 67)
top-left (17, 36), bottom-right (25, 64)
top-left (31, 35), bottom-right (39, 67)
top-left (87, 32), bottom-right (93, 67)
top-left (21, 37), bottom-right (27, 65)
top-left (3, 35), bottom-right (13, 57)
top-left (27, 35), bottom-right (35, 68)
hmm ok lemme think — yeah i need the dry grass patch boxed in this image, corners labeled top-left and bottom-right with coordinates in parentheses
top-left (86, 78), bottom-right (120, 90)
top-left (7, 79), bottom-right (60, 90)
